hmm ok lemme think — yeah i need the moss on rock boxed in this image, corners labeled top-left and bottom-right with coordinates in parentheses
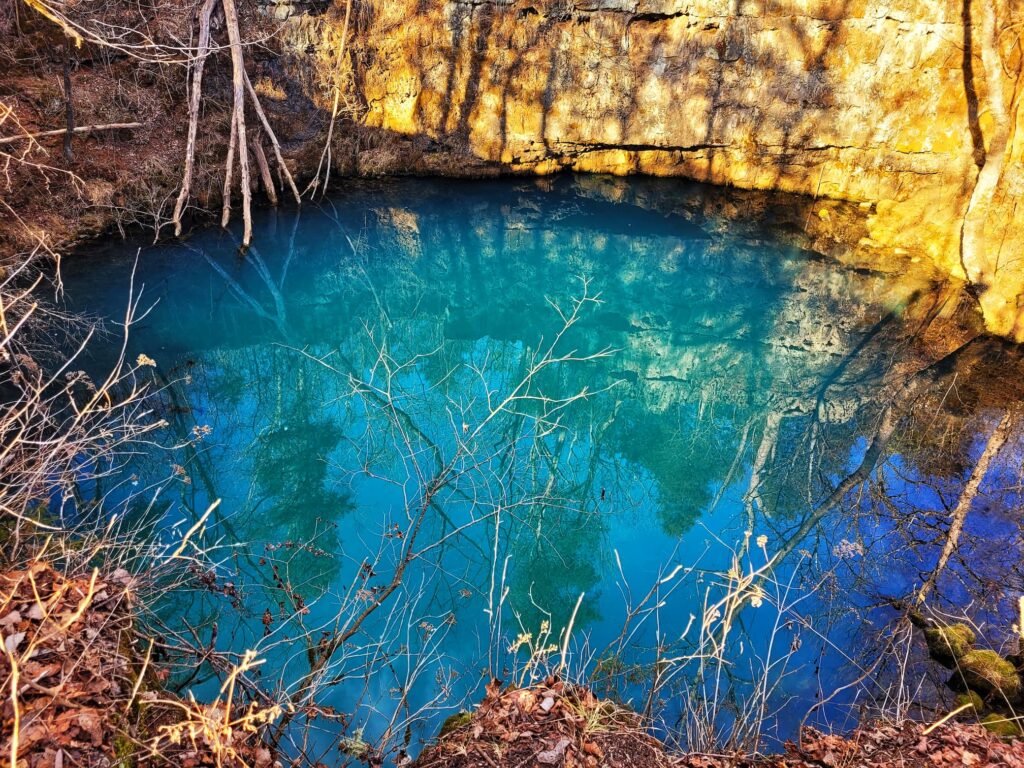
top-left (439, 711), bottom-right (473, 737)
top-left (982, 712), bottom-right (1024, 737)
top-left (954, 691), bottom-right (985, 712)
top-left (958, 649), bottom-right (1021, 700)
top-left (925, 623), bottom-right (976, 667)
top-left (112, 732), bottom-right (137, 768)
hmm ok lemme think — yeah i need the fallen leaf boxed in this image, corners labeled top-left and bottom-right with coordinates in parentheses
top-left (77, 710), bottom-right (104, 746)
top-left (537, 737), bottom-right (571, 765)
top-left (582, 741), bottom-right (603, 759)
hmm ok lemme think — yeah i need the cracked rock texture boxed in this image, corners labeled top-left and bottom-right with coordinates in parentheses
top-left (279, 0), bottom-right (1024, 336)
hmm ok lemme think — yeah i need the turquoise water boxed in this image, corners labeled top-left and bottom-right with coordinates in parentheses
top-left (61, 176), bottom-right (1024, 759)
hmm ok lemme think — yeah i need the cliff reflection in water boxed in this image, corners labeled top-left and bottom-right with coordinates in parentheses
top-left (64, 176), bottom-right (1024, 756)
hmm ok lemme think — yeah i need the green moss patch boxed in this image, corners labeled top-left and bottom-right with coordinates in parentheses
top-left (982, 713), bottom-right (1024, 737)
top-left (925, 623), bottom-right (976, 667)
top-left (958, 649), bottom-right (1021, 700)
top-left (439, 710), bottom-right (473, 737)
top-left (954, 691), bottom-right (985, 712)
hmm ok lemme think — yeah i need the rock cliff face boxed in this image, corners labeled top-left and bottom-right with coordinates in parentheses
top-left (278, 0), bottom-right (1024, 337)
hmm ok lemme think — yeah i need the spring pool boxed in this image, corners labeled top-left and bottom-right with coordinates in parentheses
top-left (61, 175), bottom-right (1024, 759)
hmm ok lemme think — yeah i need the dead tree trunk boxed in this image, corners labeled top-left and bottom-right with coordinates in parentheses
top-left (171, 0), bottom-right (216, 237)
top-left (173, 0), bottom-right (300, 245)
top-left (221, 0), bottom-right (252, 247)
top-left (0, 123), bottom-right (142, 145)
top-left (308, 0), bottom-right (354, 196)
top-left (242, 70), bottom-right (300, 205)
top-left (61, 45), bottom-right (74, 162)
top-left (221, 88), bottom-right (238, 228)
top-left (251, 135), bottom-right (278, 207)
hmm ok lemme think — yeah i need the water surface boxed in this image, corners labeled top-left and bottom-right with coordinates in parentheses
top-left (62, 176), bottom-right (1024, 759)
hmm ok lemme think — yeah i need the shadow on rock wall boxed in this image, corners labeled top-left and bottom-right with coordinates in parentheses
top-left (333, 1), bottom-right (979, 253)
top-left (271, 0), bottom-right (1024, 337)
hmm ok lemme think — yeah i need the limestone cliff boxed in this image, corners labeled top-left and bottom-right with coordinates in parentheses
top-left (278, 0), bottom-right (1024, 337)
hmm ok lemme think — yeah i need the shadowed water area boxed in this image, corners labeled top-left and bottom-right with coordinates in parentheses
top-left (61, 176), bottom-right (1024, 759)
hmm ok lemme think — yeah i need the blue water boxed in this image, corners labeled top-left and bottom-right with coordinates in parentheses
top-left (60, 176), bottom-right (1024, 760)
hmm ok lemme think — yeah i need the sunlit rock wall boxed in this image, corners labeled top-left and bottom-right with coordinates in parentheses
top-left (280, 0), bottom-right (1023, 336)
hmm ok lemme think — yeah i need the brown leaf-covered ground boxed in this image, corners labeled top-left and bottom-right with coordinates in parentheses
top-left (0, 0), bottom-right (315, 261)
top-left (775, 723), bottom-right (1024, 768)
top-left (412, 676), bottom-right (1024, 768)
top-left (0, 561), bottom-right (278, 768)
top-left (3, 563), bottom-right (1023, 768)
top-left (0, 561), bottom-right (137, 767)
top-left (412, 677), bottom-right (677, 768)
top-left (0, 2), bottom-right (195, 258)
